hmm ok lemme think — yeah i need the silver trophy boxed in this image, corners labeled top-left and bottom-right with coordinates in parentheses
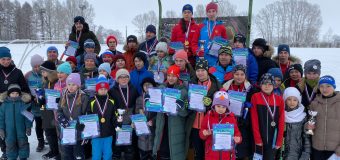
top-left (115, 109), bottom-right (126, 131)
top-left (198, 40), bottom-right (206, 59)
top-left (306, 110), bottom-right (318, 135)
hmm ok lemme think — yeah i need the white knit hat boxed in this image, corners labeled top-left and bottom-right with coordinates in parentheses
top-left (155, 42), bottom-right (168, 53)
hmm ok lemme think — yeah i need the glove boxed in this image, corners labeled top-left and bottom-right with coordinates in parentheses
top-left (0, 129), bottom-right (5, 139)
top-left (76, 123), bottom-right (85, 132)
top-left (144, 94), bottom-right (150, 103)
top-left (255, 144), bottom-right (263, 154)
top-left (176, 99), bottom-right (185, 109)
top-left (57, 115), bottom-right (70, 128)
top-left (244, 102), bottom-right (252, 108)
top-left (168, 48), bottom-right (175, 55)
top-left (55, 98), bottom-right (60, 103)
top-left (26, 128), bottom-right (31, 136)
top-left (203, 96), bottom-right (212, 106)
top-left (197, 50), bottom-right (204, 57)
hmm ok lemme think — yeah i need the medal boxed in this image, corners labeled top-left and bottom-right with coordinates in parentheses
top-left (4, 80), bottom-right (8, 84)
top-left (184, 40), bottom-right (189, 46)
top-left (101, 118), bottom-right (106, 123)
top-left (271, 121), bottom-right (276, 127)
top-left (2, 68), bottom-right (16, 85)
top-left (261, 93), bottom-right (277, 128)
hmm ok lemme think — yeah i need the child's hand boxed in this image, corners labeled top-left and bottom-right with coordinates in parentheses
top-left (306, 124), bottom-right (315, 130)
top-left (26, 128), bottom-right (31, 136)
top-left (234, 136), bottom-right (241, 143)
top-left (203, 130), bottom-right (212, 136)
top-left (147, 120), bottom-right (153, 127)
top-left (275, 146), bottom-right (281, 149)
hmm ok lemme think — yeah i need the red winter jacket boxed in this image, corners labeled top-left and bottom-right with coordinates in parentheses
top-left (250, 92), bottom-right (285, 147)
top-left (200, 110), bottom-right (241, 160)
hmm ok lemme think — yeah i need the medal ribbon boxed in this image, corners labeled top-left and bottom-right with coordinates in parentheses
top-left (76, 31), bottom-right (82, 43)
top-left (260, 93), bottom-right (276, 121)
top-left (2, 68), bottom-right (16, 81)
top-left (146, 39), bottom-right (158, 54)
top-left (305, 85), bottom-right (317, 103)
top-left (119, 85), bottom-right (129, 108)
top-left (94, 95), bottom-right (109, 117)
top-left (184, 19), bottom-right (192, 42)
top-left (66, 90), bottom-right (78, 117)
top-left (207, 20), bottom-right (216, 40)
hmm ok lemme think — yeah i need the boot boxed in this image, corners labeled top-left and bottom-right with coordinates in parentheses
top-left (36, 138), bottom-right (45, 152)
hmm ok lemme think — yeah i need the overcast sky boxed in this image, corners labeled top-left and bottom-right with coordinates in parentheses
top-left (20, 0), bottom-right (340, 38)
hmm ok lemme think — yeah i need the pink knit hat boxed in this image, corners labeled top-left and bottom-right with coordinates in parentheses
top-left (174, 49), bottom-right (188, 61)
top-left (66, 73), bottom-right (81, 86)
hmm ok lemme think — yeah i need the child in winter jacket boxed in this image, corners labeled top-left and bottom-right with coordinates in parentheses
top-left (199, 90), bottom-right (242, 160)
top-left (0, 84), bottom-right (32, 160)
top-left (149, 42), bottom-right (173, 84)
top-left (283, 87), bottom-right (311, 160)
top-left (308, 75), bottom-right (340, 160)
top-left (250, 73), bottom-right (285, 160)
top-left (87, 75), bottom-right (118, 160)
top-left (55, 62), bottom-right (72, 93)
top-left (80, 53), bottom-right (99, 95)
top-left (76, 39), bottom-right (99, 70)
top-left (98, 62), bottom-right (115, 89)
top-left (57, 73), bottom-right (89, 160)
top-left (268, 68), bottom-right (284, 96)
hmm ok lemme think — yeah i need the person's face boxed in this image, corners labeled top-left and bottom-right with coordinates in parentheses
top-left (206, 9), bottom-right (217, 20)
top-left (252, 46), bottom-right (264, 57)
top-left (75, 22), bottom-right (83, 31)
top-left (85, 59), bottom-right (95, 68)
top-left (319, 84), bottom-right (335, 97)
top-left (67, 83), bottom-right (79, 93)
top-left (9, 92), bottom-right (20, 98)
top-left (128, 42), bottom-right (137, 48)
top-left (47, 50), bottom-right (58, 61)
top-left (289, 70), bottom-right (301, 81)
top-left (215, 105), bottom-right (227, 114)
top-left (99, 70), bottom-right (108, 77)
top-left (233, 71), bottom-right (246, 85)
top-left (57, 72), bottom-right (68, 81)
top-left (97, 88), bottom-right (108, 96)
top-left (167, 74), bottom-right (178, 85)
top-left (278, 51), bottom-right (289, 63)
top-left (143, 82), bottom-right (153, 93)
top-left (274, 77), bottom-right (282, 89)
top-left (175, 58), bottom-right (186, 71)
top-left (261, 83), bottom-right (274, 95)
top-left (67, 61), bottom-right (76, 69)
top-left (85, 47), bottom-right (95, 54)
top-left (115, 59), bottom-right (126, 69)
top-left (102, 55), bottom-right (113, 64)
top-left (33, 65), bottom-right (40, 73)
top-left (117, 75), bottom-right (130, 86)
top-left (219, 53), bottom-right (232, 66)
top-left (286, 96), bottom-right (299, 109)
top-left (134, 58), bottom-right (144, 70)
top-left (233, 41), bottom-right (244, 49)
top-left (157, 51), bottom-right (166, 58)
top-left (108, 39), bottom-right (117, 50)
top-left (146, 31), bottom-right (155, 40)
top-left (41, 70), bottom-right (48, 78)
top-left (306, 72), bottom-right (319, 80)
top-left (182, 10), bottom-right (193, 21)
top-left (0, 57), bottom-right (11, 67)
top-left (196, 69), bottom-right (208, 82)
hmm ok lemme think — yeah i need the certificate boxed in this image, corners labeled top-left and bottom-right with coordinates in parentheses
top-left (44, 89), bottom-right (60, 110)
top-left (79, 114), bottom-right (100, 139)
top-left (116, 125), bottom-right (132, 145)
top-left (212, 124), bottom-right (234, 151)
top-left (169, 42), bottom-right (184, 51)
top-left (163, 96), bottom-right (177, 115)
top-left (61, 121), bottom-right (77, 145)
top-left (65, 41), bottom-right (79, 56)
top-left (85, 78), bottom-right (97, 91)
top-left (146, 88), bottom-right (163, 112)
top-left (131, 114), bottom-right (150, 136)
top-left (232, 48), bottom-right (249, 66)
top-left (188, 84), bottom-right (207, 112)
top-left (228, 90), bottom-right (247, 117)
top-left (21, 110), bottom-right (34, 122)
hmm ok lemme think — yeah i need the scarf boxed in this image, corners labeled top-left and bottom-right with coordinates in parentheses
top-left (285, 104), bottom-right (306, 123)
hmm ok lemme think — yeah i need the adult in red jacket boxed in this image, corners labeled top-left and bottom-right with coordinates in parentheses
top-left (171, 4), bottom-right (200, 67)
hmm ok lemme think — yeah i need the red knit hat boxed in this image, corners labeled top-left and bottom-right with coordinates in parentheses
top-left (106, 35), bottom-right (118, 46)
top-left (95, 75), bottom-right (110, 92)
top-left (206, 2), bottom-right (218, 12)
top-left (113, 54), bottom-right (126, 64)
top-left (167, 65), bottom-right (181, 78)
top-left (66, 56), bottom-right (77, 65)
top-left (174, 49), bottom-right (188, 62)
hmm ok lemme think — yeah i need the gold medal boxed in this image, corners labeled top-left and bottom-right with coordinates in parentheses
top-left (101, 117), bottom-right (105, 123)
top-left (184, 40), bottom-right (189, 46)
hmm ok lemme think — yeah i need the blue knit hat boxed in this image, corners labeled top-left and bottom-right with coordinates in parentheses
top-left (47, 46), bottom-right (58, 55)
top-left (182, 4), bottom-right (193, 14)
top-left (0, 47), bottom-right (11, 59)
top-left (278, 44), bottom-right (290, 55)
top-left (146, 25), bottom-right (156, 34)
top-left (319, 75), bottom-right (336, 89)
top-left (57, 62), bottom-right (72, 75)
top-left (98, 63), bottom-right (111, 75)
top-left (84, 39), bottom-right (95, 49)
top-left (268, 68), bottom-right (283, 80)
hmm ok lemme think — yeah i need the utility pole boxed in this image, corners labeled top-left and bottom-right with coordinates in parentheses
top-left (39, 8), bottom-right (45, 39)
top-left (158, 0), bottom-right (162, 39)
top-left (247, 0), bottom-right (253, 47)
top-left (79, 4), bottom-right (86, 16)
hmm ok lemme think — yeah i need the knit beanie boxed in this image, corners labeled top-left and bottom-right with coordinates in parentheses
top-left (260, 73), bottom-right (275, 86)
top-left (66, 73), bottom-right (81, 86)
top-left (127, 35), bottom-right (138, 43)
top-left (252, 38), bottom-right (268, 52)
top-left (40, 61), bottom-right (56, 72)
top-left (206, 2), bottom-right (218, 12)
top-left (146, 24), bottom-right (156, 34)
top-left (218, 45), bottom-right (232, 56)
top-left (234, 34), bottom-right (246, 46)
top-left (7, 84), bottom-right (21, 96)
top-left (212, 91), bottom-right (230, 108)
top-left (100, 50), bottom-right (114, 59)
top-left (233, 64), bottom-right (246, 74)
top-left (96, 74), bottom-right (109, 92)
top-left (195, 59), bottom-right (209, 71)
top-left (98, 63), bottom-right (111, 74)
top-left (182, 4), bottom-right (193, 14)
top-left (304, 59), bottom-right (321, 75)
top-left (174, 49), bottom-right (188, 61)
top-left (30, 54), bottom-right (44, 67)
top-left (287, 64), bottom-right (303, 77)
top-left (167, 65), bottom-right (180, 78)
top-left (141, 77), bottom-right (158, 92)
top-left (84, 39), bottom-right (95, 49)
top-left (268, 68), bottom-right (283, 80)
top-left (106, 35), bottom-right (118, 45)
top-left (113, 54), bottom-right (126, 64)
top-left (46, 46), bottom-right (58, 55)
top-left (116, 68), bottom-right (130, 79)
top-left (319, 75), bottom-right (336, 89)
top-left (0, 47), bottom-right (11, 59)
top-left (84, 53), bottom-right (97, 61)
top-left (283, 87), bottom-right (302, 104)
top-left (278, 44), bottom-right (290, 55)
top-left (74, 16), bottom-right (85, 24)
top-left (66, 56), bottom-right (77, 66)
top-left (57, 62), bottom-right (72, 75)
top-left (155, 42), bottom-right (168, 53)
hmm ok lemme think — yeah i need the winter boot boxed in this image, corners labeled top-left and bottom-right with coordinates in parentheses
top-left (36, 138), bottom-right (45, 152)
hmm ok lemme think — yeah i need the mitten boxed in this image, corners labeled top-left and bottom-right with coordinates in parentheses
top-left (203, 96), bottom-right (212, 106)
top-left (26, 128), bottom-right (31, 136)
top-left (57, 115), bottom-right (70, 128)
top-left (76, 123), bottom-right (85, 132)
top-left (176, 99), bottom-right (185, 109)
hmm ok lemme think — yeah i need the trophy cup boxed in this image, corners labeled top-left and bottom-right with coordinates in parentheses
top-left (306, 110), bottom-right (318, 135)
top-left (116, 109), bottom-right (126, 131)
top-left (198, 40), bottom-right (206, 59)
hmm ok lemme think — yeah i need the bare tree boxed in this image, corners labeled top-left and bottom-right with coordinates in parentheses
top-left (165, 10), bottom-right (177, 18)
top-left (132, 10), bottom-right (158, 41)
top-left (217, 0), bottom-right (237, 17)
top-left (194, 4), bottom-right (205, 18)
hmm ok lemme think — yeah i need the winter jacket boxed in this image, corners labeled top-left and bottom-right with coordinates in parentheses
top-left (0, 64), bottom-right (30, 94)
top-left (0, 92), bottom-right (32, 159)
top-left (76, 52), bottom-right (100, 71)
top-left (254, 45), bottom-right (278, 81)
top-left (87, 94), bottom-right (118, 138)
top-left (245, 49), bottom-right (259, 84)
top-left (149, 55), bottom-right (173, 77)
top-left (24, 70), bottom-right (43, 117)
top-left (108, 49), bottom-right (122, 56)
top-left (310, 92), bottom-right (340, 155)
top-left (199, 110), bottom-right (241, 160)
top-left (209, 63), bottom-right (234, 84)
top-left (171, 18), bottom-right (200, 65)
top-left (192, 19), bottom-right (228, 67)
top-left (296, 78), bottom-right (320, 109)
top-left (250, 92), bottom-right (285, 147)
top-left (130, 66), bottom-right (154, 95)
top-left (179, 63), bottom-right (196, 88)
top-left (272, 55), bottom-right (302, 75)
top-left (53, 80), bottom-right (66, 94)
top-left (68, 24), bottom-right (101, 56)
top-left (108, 83), bottom-right (139, 125)
top-left (153, 82), bottom-right (188, 160)
top-left (123, 44), bottom-right (139, 71)
top-left (138, 37), bottom-right (158, 58)
top-left (79, 67), bottom-right (98, 90)
top-left (40, 71), bottom-right (58, 129)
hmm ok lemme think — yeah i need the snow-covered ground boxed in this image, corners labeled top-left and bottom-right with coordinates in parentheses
top-left (0, 43), bottom-right (339, 159)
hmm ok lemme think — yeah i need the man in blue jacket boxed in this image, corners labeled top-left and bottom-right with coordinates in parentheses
top-left (130, 52), bottom-right (154, 95)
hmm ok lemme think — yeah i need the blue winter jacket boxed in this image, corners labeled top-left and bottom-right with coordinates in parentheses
top-left (246, 49), bottom-right (258, 85)
top-left (24, 71), bottom-right (43, 116)
top-left (130, 67), bottom-right (154, 95)
top-left (209, 64), bottom-right (234, 84)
